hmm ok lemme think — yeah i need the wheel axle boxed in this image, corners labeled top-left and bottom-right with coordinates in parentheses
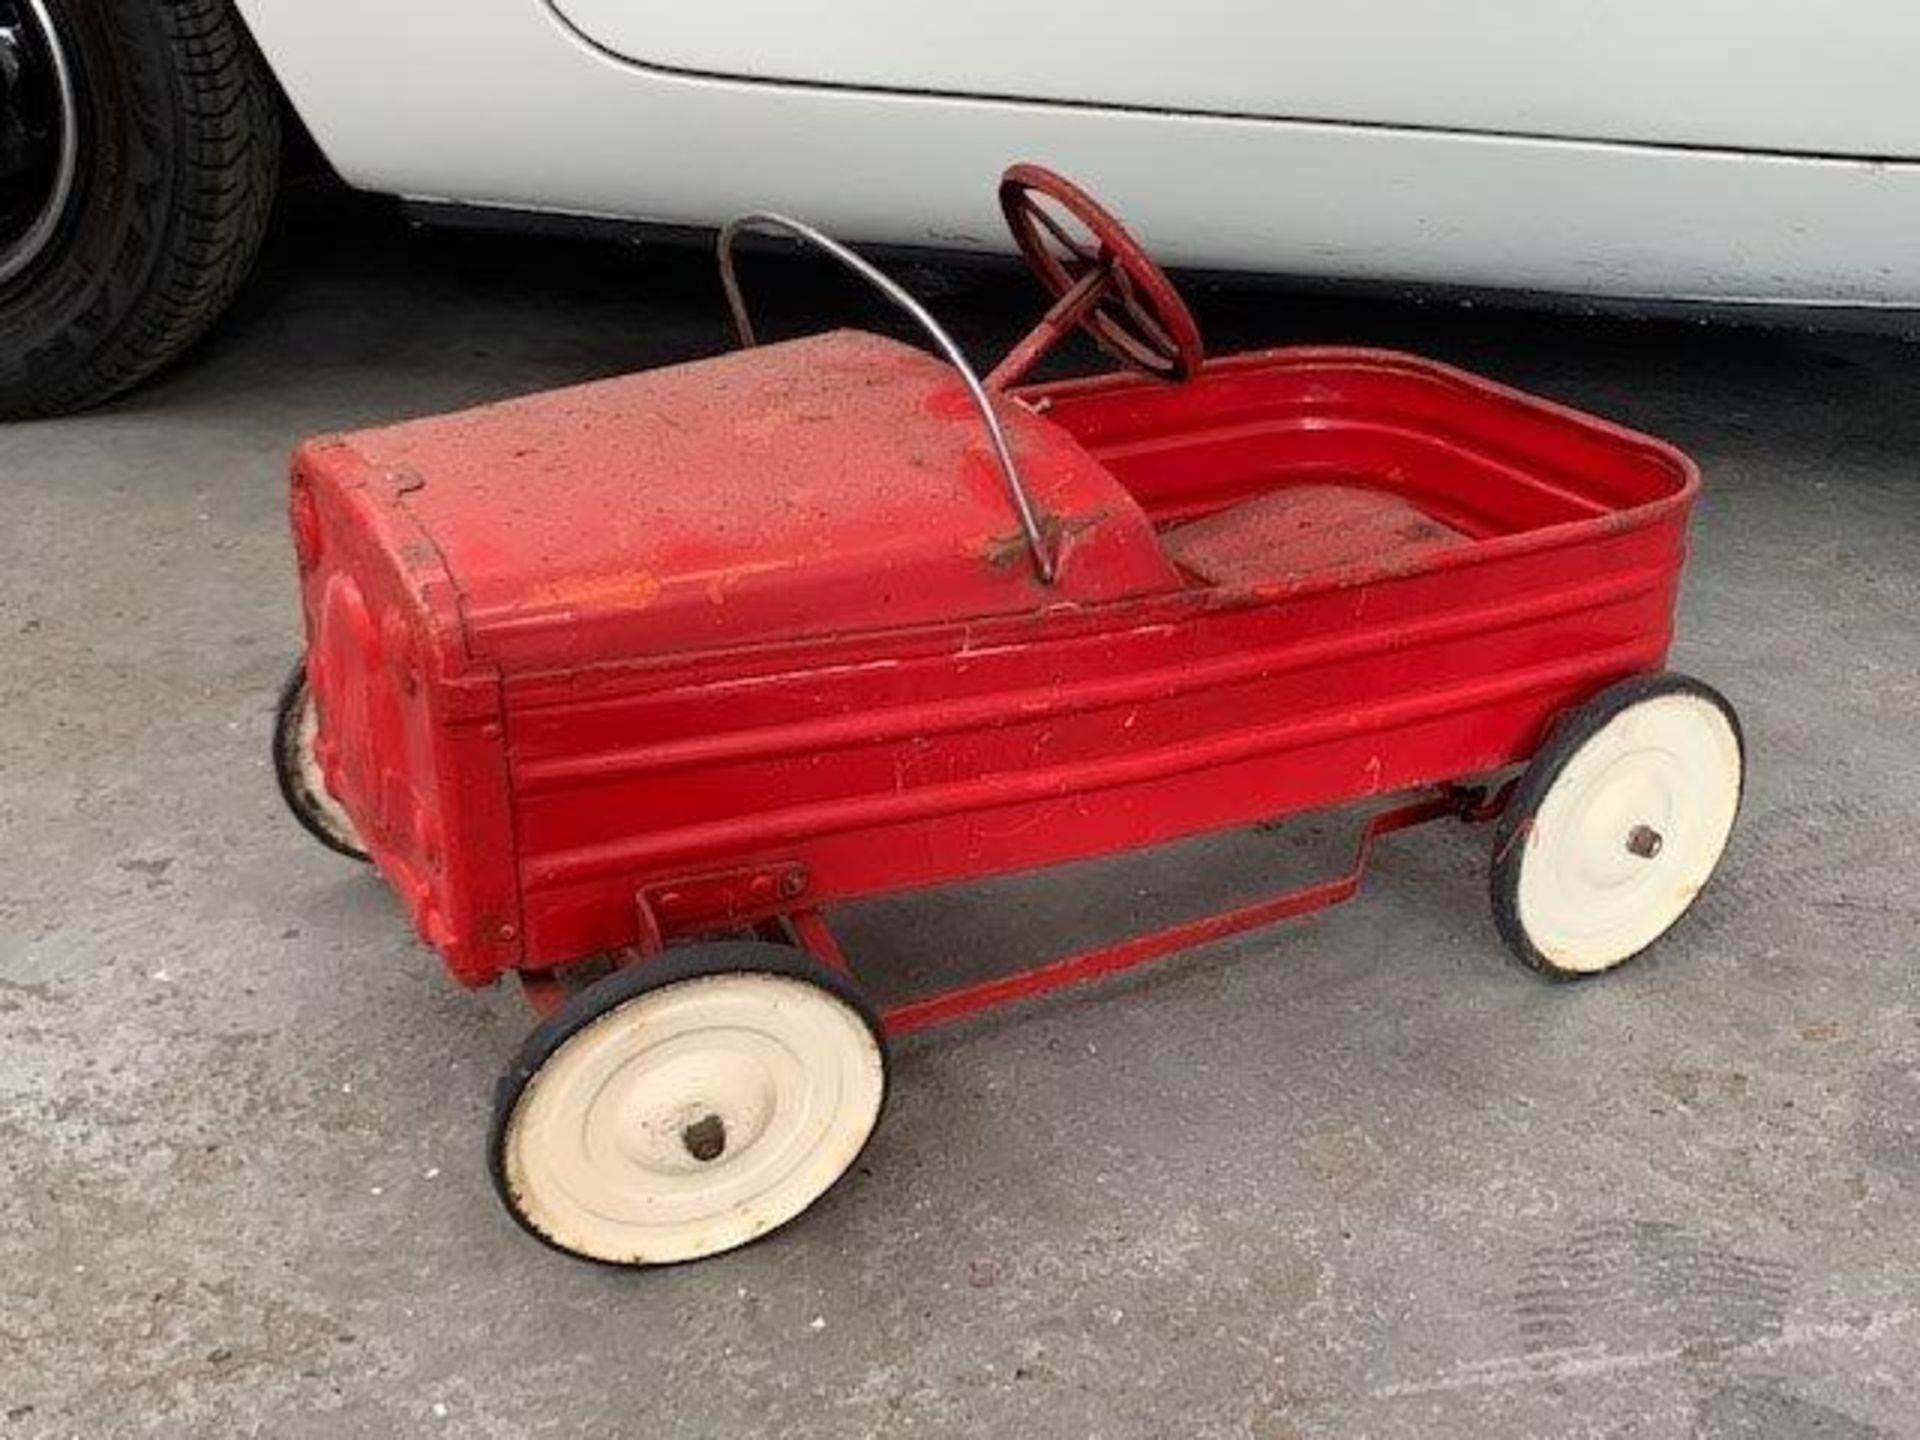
top-left (681, 1113), bottom-right (727, 1163)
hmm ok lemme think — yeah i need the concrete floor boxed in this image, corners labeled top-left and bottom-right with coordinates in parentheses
top-left (4, 185), bottom-right (1918, 1438)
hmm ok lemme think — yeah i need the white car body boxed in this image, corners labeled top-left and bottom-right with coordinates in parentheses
top-left (238, 0), bottom-right (1920, 305)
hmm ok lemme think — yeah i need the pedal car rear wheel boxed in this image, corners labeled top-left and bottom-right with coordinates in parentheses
top-left (490, 943), bottom-right (888, 1266)
top-left (1491, 673), bottom-right (1743, 978)
top-left (271, 658), bottom-right (368, 861)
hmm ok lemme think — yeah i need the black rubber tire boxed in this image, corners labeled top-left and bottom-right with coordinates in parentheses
top-left (0, 0), bottom-right (280, 418)
top-left (271, 658), bottom-right (369, 862)
top-left (489, 942), bottom-right (891, 1268)
top-left (1490, 671), bottom-right (1744, 980)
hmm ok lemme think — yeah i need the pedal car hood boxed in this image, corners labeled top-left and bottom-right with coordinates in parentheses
top-left (292, 330), bottom-right (1178, 671)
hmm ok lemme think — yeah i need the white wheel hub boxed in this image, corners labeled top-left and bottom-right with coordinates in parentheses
top-left (501, 972), bottom-right (885, 1265)
top-left (1516, 691), bottom-right (1741, 973)
top-left (294, 685), bottom-right (364, 851)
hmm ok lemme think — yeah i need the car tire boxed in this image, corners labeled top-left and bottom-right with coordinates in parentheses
top-left (0, 0), bottom-right (280, 419)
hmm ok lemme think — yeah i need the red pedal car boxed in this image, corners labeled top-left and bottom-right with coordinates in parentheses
top-left (274, 165), bottom-right (1742, 1266)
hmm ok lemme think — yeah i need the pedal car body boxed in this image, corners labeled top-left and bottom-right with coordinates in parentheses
top-left (290, 326), bottom-right (1693, 986)
top-left (279, 165), bottom-right (1738, 1266)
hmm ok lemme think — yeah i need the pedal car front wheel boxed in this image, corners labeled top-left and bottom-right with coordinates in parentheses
top-left (490, 943), bottom-right (889, 1267)
top-left (272, 658), bottom-right (369, 862)
top-left (1491, 673), bottom-right (1743, 978)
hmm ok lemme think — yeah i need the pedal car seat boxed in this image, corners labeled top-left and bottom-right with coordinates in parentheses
top-left (1162, 483), bottom-right (1469, 587)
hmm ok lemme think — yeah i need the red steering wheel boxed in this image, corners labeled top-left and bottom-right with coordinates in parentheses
top-left (994, 163), bottom-right (1205, 386)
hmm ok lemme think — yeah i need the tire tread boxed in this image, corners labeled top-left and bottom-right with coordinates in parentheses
top-left (1, 0), bottom-right (281, 418)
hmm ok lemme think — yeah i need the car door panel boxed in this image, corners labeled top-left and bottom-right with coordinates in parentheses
top-left (546, 0), bottom-right (1920, 157)
top-left (238, 0), bottom-right (1920, 306)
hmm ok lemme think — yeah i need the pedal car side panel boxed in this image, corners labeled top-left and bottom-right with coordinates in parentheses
top-left (505, 513), bottom-right (1685, 972)
top-left (494, 347), bottom-right (1698, 977)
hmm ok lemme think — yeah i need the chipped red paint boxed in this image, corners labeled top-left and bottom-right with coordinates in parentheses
top-left (289, 300), bottom-right (1697, 1011)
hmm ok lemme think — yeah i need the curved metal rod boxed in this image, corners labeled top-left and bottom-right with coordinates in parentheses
top-left (717, 212), bottom-right (1055, 583)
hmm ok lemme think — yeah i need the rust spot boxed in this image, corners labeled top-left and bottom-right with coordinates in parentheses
top-left (974, 510), bottom-right (1091, 571)
top-left (977, 528), bottom-right (1032, 570)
